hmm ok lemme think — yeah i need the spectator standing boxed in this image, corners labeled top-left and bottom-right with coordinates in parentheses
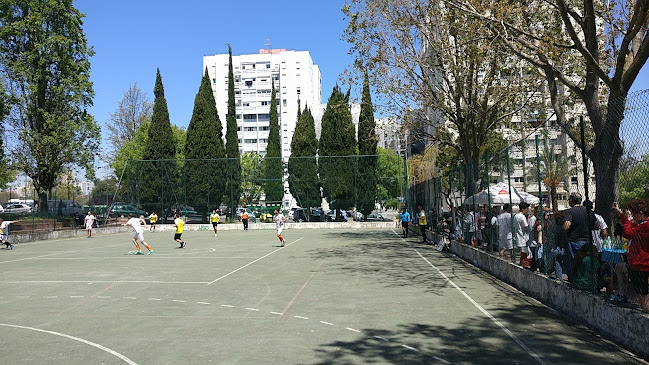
top-left (592, 213), bottom-right (609, 253)
top-left (497, 204), bottom-right (513, 259)
top-left (614, 200), bottom-right (649, 313)
top-left (514, 202), bottom-right (531, 267)
top-left (463, 208), bottom-right (476, 246)
top-left (551, 211), bottom-right (571, 281)
top-left (563, 192), bottom-right (598, 283)
top-left (418, 205), bottom-right (429, 244)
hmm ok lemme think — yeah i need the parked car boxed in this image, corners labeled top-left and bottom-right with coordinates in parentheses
top-left (108, 203), bottom-right (147, 218)
top-left (292, 208), bottom-right (333, 222)
top-left (178, 206), bottom-right (202, 222)
top-left (47, 200), bottom-right (84, 216)
top-left (3, 203), bottom-right (32, 215)
top-left (365, 212), bottom-right (386, 221)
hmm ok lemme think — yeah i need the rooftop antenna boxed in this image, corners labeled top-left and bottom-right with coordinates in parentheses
top-left (265, 37), bottom-right (271, 53)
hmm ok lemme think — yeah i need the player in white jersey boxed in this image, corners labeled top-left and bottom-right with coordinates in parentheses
top-left (84, 211), bottom-right (96, 238)
top-left (273, 210), bottom-right (287, 247)
top-left (0, 218), bottom-right (20, 250)
top-left (122, 214), bottom-right (152, 255)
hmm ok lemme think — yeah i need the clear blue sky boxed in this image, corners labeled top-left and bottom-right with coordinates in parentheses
top-left (77, 0), bottom-right (353, 146)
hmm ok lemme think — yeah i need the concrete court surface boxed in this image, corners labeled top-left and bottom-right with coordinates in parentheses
top-left (0, 227), bottom-right (645, 364)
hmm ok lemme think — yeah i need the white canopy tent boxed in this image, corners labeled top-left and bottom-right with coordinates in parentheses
top-left (463, 182), bottom-right (540, 206)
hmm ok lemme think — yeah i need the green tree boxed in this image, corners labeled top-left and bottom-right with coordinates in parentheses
top-left (619, 154), bottom-right (649, 207)
top-left (319, 85), bottom-right (356, 211)
top-left (288, 105), bottom-right (320, 210)
top-left (89, 177), bottom-right (118, 206)
top-left (225, 45), bottom-right (242, 211)
top-left (456, 0), bottom-right (649, 222)
top-left (0, 1), bottom-right (101, 213)
top-left (376, 147), bottom-right (404, 208)
top-left (140, 69), bottom-right (177, 212)
top-left (0, 83), bottom-right (15, 190)
top-left (184, 69), bottom-right (226, 213)
top-left (356, 72), bottom-right (377, 218)
top-left (343, 0), bottom-right (538, 198)
top-left (240, 152), bottom-right (264, 206)
top-left (264, 80), bottom-right (284, 203)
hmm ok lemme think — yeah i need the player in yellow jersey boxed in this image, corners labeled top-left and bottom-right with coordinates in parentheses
top-left (210, 209), bottom-right (220, 237)
top-left (173, 213), bottom-right (186, 248)
top-left (148, 212), bottom-right (158, 232)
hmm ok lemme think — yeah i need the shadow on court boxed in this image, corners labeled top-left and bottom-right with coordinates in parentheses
top-left (308, 305), bottom-right (643, 365)
top-left (302, 231), bottom-right (459, 295)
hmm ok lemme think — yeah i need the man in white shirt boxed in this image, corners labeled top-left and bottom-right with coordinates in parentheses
top-left (497, 204), bottom-right (513, 259)
top-left (514, 202), bottom-right (531, 267)
top-left (0, 218), bottom-right (20, 250)
top-left (122, 214), bottom-right (152, 255)
top-left (84, 211), bottom-right (95, 238)
top-left (273, 209), bottom-right (287, 247)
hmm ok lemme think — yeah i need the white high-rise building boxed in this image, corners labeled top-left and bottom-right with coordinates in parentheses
top-left (203, 48), bottom-right (322, 157)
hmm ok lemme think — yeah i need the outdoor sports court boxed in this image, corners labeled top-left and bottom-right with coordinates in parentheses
top-left (0, 227), bottom-right (644, 364)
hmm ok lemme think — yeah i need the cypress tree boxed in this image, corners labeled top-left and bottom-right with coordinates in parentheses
top-left (264, 80), bottom-right (284, 203)
top-left (184, 68), bottom-right (226, 214)
top-left (356, 71), bottom-right (378, 218)
top-left (141, 69), bottom-right (177, 213)
top-left (288, 105), bottom-right (320, 211)
top-left (319, 85), bottom-right (356, 212)
top-left (225, 45), bottom-right (242, 212)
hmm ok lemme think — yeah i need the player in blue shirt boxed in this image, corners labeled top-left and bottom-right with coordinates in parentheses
top-left (400, 207), bottom-right (411, 238)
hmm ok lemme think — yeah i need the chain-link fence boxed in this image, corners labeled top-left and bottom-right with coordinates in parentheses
top-left (409, 89), bottom-right (649, 304)
top-left (110, 153), bottom-right (406, 224)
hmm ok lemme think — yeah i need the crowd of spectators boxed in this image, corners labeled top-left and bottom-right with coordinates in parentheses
top-left (440, 191), bottom-right (649, 313)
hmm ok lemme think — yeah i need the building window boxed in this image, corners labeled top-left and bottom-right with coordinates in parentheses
top-left (259, 126), bottom-right (270, 131)
top-left (297, 87), bottom-right (301, 95)
top-left (236, 127), bottom-right (241, 131)
top-left (243, 114), bottom-right (256, 120)
top-left (245, 80), bottom-right (253, 87)
top-left (265, 63), bottom-right (270, 69)
top-left (244, 127), bottom-right (257, 131)
top-left (244, 139), bottom-right (257, 144)
top-left (259, 138), bottom-right (268, 143)
top-left (261, 101), bottom-right (269, 106)
top-left (282, 99), bottom-right (287, 107)
top-left (212, 78), bottom-right (216, 84)
top-left (242, 102), bottom-right (250, 107)
top-left (258, 113), bottom-right (270, 120)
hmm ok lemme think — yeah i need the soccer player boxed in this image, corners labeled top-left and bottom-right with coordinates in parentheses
top-left (0, 218), bottom-right (20, 250)
top-left (399, 207), bottom-right (411, 238)
top-left (148, 211), bottom-right (158, 232)
top-left (241, 209), bottom-right (249, 230)
top-left (210, 209), bottom-right (220, 236)
top-left (122, 213), bottom-right (152, 255)
top-left (84, 211), bottom-right (95, 238)
top-left (273, 209), bottom-right (287, 247)
top-left (174, 213), bottom-right (186, 248)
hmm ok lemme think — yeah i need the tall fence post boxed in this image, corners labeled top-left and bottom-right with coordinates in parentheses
top-left (535, 135), bottom-right (546, 274)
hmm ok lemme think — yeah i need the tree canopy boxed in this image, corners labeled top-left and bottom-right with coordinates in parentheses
top-left (0, 0), bottom-right (101, 212)
top-left (288, 105), bottom-right (320, 209)
top-left (264, 80), bottom-right (284, 203)
top-left (225, 44), bottom-right (242, 210)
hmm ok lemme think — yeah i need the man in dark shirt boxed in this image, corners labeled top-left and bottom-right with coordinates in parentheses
top-left (563, 192), bottom-right (598, 283)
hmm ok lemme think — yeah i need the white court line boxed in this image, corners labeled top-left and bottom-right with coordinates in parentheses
top-left (70, 296), bottom-right (84, 298)
top-left (207, 237), bottom-right (304, 285)
top-left (172, 300), bottom-right (186, 303)
top-left (434, 356), bottom-right (452, 365)
top-left (245, 308), bottom-right (259, 311)
top-left (0, 323), bottom-right (138, 365)
top-left (148, 298), bottom-right (161, 301)
top-left (221, 305), bottom-right (235, 308)
top-left (197, 302), bottom-right (211, 305)
top-left (0, 242), bottom-right (126, 265)
top-left (294, 316), bottom-right (309, 320)
top-left (373, 335), bottom-right (388, 341)
top-left (401, 344), bottom-right (419, 352)
top-left (270, 311), bottom-right (283, 315)
top-left (1, 280), bottom-right (209, 284)
top-left (346, 327), bottom-right (361, 333)
top-left (123, 297), bottom-right (136, 300)
top-left (392, 229), bottom-right (546, 365)
top-left (320, 321), bottom-right (334, 326)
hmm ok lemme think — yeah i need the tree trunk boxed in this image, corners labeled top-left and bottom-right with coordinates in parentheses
top-left (550, 185), bottom-right (558, 216)
top-left (38, 191), bottom-right (48, 214)
top-left (588, 94), bottom-right (625, 226)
